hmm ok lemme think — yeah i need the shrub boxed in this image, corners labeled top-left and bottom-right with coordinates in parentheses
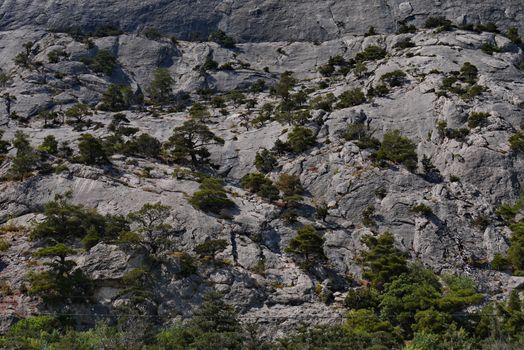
top-left (411, 204), bottom-right (433, 216)
top-left (355, 46), bottom-right (387, 62)
top-left (189, 178), bottom-right (235, 214)
top-left (47, 49), bottom-right (67, 63)
top-left (380, 70), bottom-right (407, 87)
top-left (508, 222), bottom-right (524, 272)
top-left (167, 119), bottom-right (224, 166)
top-left (467, 112), bottom-right (490, 128)
top-left (491, 252), bottom-right (510, 271)
top-left (507, 27), bottom-right (522, 45)
top-left (7, 131), bottom-right (39, 180)
top-left (77, 134), bottom-right (109, 165)
top-left (397, 24), bottom-right (417, 34)
top-left (460, 62), bottom-right (479, 84)
top-left (208, 30), bottom-right (236, 48)
top-left (240, 173), bottom-right (279, 201)
top-left (376, 130), bottom-right (418, 171)
top-left (0, 238), bottom-right (9, 251)
top-left (285, 225), bottom-right (325, 263)
top-left (195, 239), bottom-right (228, 258)
top-left (37, 135), bottom-right (59, 155)
top-left (148, 68), bottom-right (174, 105)
top-left (342, 124), bottom-right (381, 149)
top-left (122, 133), bottom-right (162, 159)
top-left (310, 93), bottom-right (336, 111)
top-left (100, 84), bottom-right (135, 111)
top-left (509, 132), bottom-right (524, 154)
top-left (344, 287), bottom-right (380, 310)
top-left (424, 17), bottom-right (453, 30)
top-left (360, 232), bottom-right (409, 287)
top-left (189, 103), bottom-right (210, 120)
top-left (287, 127), bottom-right (316, 153)
top-left (336, 88), bottom-right (366, 108)
top-left (361, 206), bottom-right (376, 227)
top-left (143, 27), bottom-right (163, 40)
top-left (254, 149), bottom-right (278, 173)
top-left (480, 43), bottom-right (501, 55)
top-left (87, 49), bottom-right (117, 76)
top-left (394, 38), bottom-right (416, 49)
top-left (275, 173), bottom-right (303, 197)
top-left (273, 71), bottom-right (297, 100)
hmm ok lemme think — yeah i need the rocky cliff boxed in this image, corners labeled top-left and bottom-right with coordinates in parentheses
top-left (0, 0), bottom-right (523, 42)
top-left (0, 3), bottom-right (523, 345)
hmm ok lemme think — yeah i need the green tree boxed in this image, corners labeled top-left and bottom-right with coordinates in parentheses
top-left (77, 133), bottom-right (109, 165)
top-left (240, 173), bottom-right (279, 201)
top-left (124, 202), bottom-right (173, 254)
top-left (7, 131), bottom-right (39, 180)
top-left (336, 88), bottom-right (366, 108)
top-left (285, 225), bottom-right (325, 263)
top-left (360, 232), bottom-right (409, 288)
top-left (254, 149), bottom-right (278, 173)
top-left (122, 133), bottom-right (162, 159)
top-left (37, 135), bottom-right (59, 155)
top-left (88, 49), bottom-right (117, 76)
top-left (508, 222), bottom-right (524, 273)
top-left (194, 239), bottom-right (228, 259)
top-left (148, 68), bottom-right (174, 105)
top-left (167, 119), bottom-right (224, 166)
top-left (376, 130), bottom-right (418, 172)
top-left (28, 243), bottom-right (92, 304)
top-left (65, 103), bottom-right (92, 125)
top-left (189, 177), bottom-right (235, 215)
top-left (273, 71), bottom-right (297, 101)
top-left (286, 126), bottom-right (316, 153)
top-left (100, 84), bottom-right (134, 111)
top-left (208, 30), bottom-right (236, 48)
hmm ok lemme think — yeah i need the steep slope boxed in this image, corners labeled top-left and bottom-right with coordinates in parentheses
top-left (0, 0), bottom-right (522, 42)
top-left (0, 23), bottom-right (523, 339)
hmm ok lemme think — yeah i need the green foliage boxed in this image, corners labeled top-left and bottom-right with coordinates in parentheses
top-left (189, 177), bottom-right (235, 214)
top-left (393, 38), bottom-right (416, 49)
top-left (86, 49), bottom-right (117, 75)
top-left (47, 48), bottom-right (68, 63)
top-left (240, 173), bottom-right (279, 201)
top-left (360, 232), bottom-right (409, 288)
top-left (376, 130), bottom-right (418, 172)
top-left (148, 68), bottom-right (174, 105)
top-left (397, 24), bottom-right (417, 34)
top-left (507, 27), bottom-right (522, 45)
top-left (125, 202), bottom-right (173, 254)
top-left (273, 71), bottom-right (297, 100)
top-left (336, 88), bottom-right (366, 108)
top-left (344, 287), bottom-right (380, 310)
top-left (31, 192), bottom-right (129, 245)
top-left (310, 93), bottom-right (336, 111)
top-left (275, 173), bottom-right (303, 198)
top-left (481, 43), bottom-right (501, 55)
top-left (492, 252), bottom-right (510, 271)
top-left (509, 132), bottom-right (524, 154)
top-left (344, 309), bottom-right (403, 348)
top-left (189, 102), bottom-right (210, 120)
top-left (254, 148), bottom-right (278, 173)
top-left (286, 126), bottom-right (316, 153)
top-left (285, 225), bottom-right (325, 263)
top-left (76, 134), bottom-right (109, 165)
top-left (194, 239), bottom-right (228, 258)
top-left (168, 119), bottom-right (224, 166)
top-left (411, 204), bottom-right (433, 216)
top-left (460, 62), bottom-right (479, 84)
top-left (342, 123), bottom-right (381, 150)
top-left (208, 30), bottom-right (236, 48)
top-left (7, 131), bottom-right (39, 180)
top-left (100, 84), bottom-right (135, 111)
top-left (424, 17), bottom-right (453, 30)
top-left (315, 203), bottom-right (329, 221)
top-left (468, 111), bottom-right (490, 128)
top-left (37, 135), bottom-right (59, 155)
top-left (0, 238), bottom-right (10, 251)
top-left (0, 316), bottom-right (60, 349)
top-left (509, 222), bottom-right (524, 272)
top-left (143, 27), bottom-right (163, 40)
top-left (355, 46), bottom-right (387, 62)
top-left (380, 70), bottom-right (407, 87)
top-left (29, 243), bottom-right (92, 304)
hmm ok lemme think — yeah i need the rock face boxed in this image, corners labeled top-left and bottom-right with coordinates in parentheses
top-left (0, 18), bottom-right (523, 337)
top-left (0, 0), bottom-right (522, 42)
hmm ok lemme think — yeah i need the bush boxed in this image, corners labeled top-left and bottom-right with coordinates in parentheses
top-left (376, 130), bottom-right (418, 171)
top-left (240, 173), bottom-right (279, 201)
top-left (195, 239), bottom-right (228, 258)
top-left (380, 70), bottom-right (407, 87)
top-left (86, 49), bottom-right (117, 76)
top-left (285, 225), bottom-right (325, 263)
top-left (344, 287), bottom-right (380, 310)
top-left (491, 252), bottom-right (510, 271)
top-left (122, 133), bottom-right (162, 159)
top-left (509, 132), bottom-right (524, 154)
top-left (7, 131), bottom-right (39, 180)
top-left (336, 88), bottom-right (366, 108)
top-left (208, 30), bottom-right (236, 48)
top-left (411, 204), bottom-right (433, 216)
top-left (397, 24), bottom-right (417, 34)
top-left (47, 49), bottom-right (67, 63)
top-left (189, 178), bottom-right (235, 215)
top-left (287, 127), bottom-right (316, 153)
top-left (394, 38), bottom-right (416, 49)
top-left (467, 112), bottom-right (490, 128)
top-left (275, 173), bottom-right (303, 197)
top-left (100, 84), bottom-right (135, 111)
top-left (360, 232), bottom-right (409, 288)
top-left (342, 124), bottom-right (381, 149)
top-left (148, 68), bottom-right (174, 105)
top-left (424, 17), bottom-right (453, 30)
top-left (0, 238), bottom-right (9, 251)
top-left (480, 43), bottom-right (501, 55)
top-left (37, 135), bottom-right (58, 155)
top-left (508, 222), bottom-right (524, 272)
top-left (77, 134), bottom-right (109, 165)
top-left (355, 46), bottom-right (387, 62)
top-left (143, 27), bottom-right (163, 40)
top-left (254, 149), bottom-right (278, 173)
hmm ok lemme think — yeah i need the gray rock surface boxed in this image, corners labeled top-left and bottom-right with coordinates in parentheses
top-left (0, 0), bottom-right (522, 42)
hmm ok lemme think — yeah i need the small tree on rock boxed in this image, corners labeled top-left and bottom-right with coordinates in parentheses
top-left (285, 225), bottom-right (325, 265)
top-left (148, 68), bottom-right (174, 105)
